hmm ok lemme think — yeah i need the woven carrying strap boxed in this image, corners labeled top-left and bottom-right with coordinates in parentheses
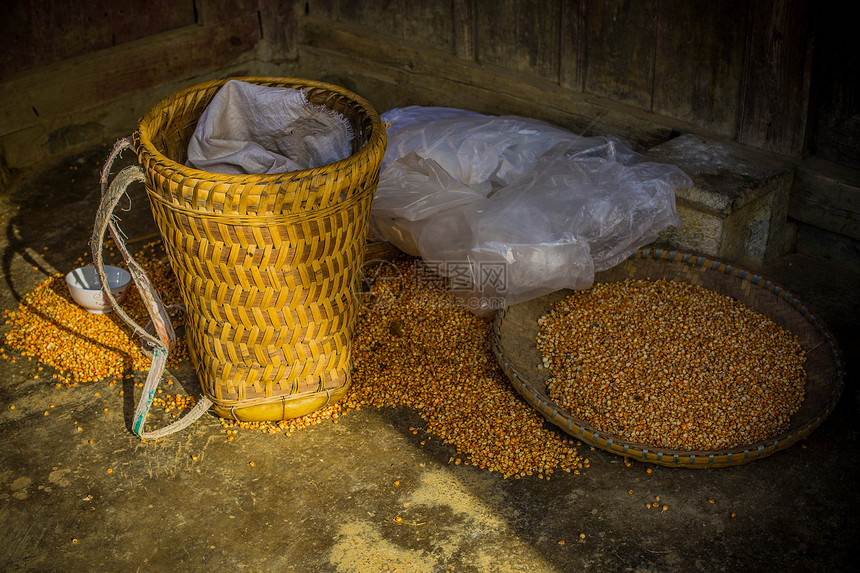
top-left (92, 138), bottom-right (212, 439)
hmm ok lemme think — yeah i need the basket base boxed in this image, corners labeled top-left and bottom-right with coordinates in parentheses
top-left (210, 384), bottom-right (350, 422)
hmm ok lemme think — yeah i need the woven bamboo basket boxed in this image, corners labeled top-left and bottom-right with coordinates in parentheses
top-left (491, 248), bottom-right (845, 468)
top-left (134, 76), bottom-right (386, 422)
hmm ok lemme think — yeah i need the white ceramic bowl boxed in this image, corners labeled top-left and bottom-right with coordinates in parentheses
top-left (65, 265), bottom-right (132, 314)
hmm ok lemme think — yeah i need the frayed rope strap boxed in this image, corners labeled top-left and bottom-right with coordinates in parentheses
top-left (92, 137), bottom-right (212, 440)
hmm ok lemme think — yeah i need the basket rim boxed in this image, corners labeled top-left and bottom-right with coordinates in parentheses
top-left (135, 75), bottom-right (386, 184)
top-left (491, 247), bottom-right (846, 468)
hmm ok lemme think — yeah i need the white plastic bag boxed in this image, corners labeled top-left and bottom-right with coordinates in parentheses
top-left (372, 106), bottom-right (692, 313)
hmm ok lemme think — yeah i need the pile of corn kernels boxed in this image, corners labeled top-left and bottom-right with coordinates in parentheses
top-left (2, 242), bottom-right (187, 387)
top-left (2, 247), bottom-right (585, 479)
top-left (347, 256), bottom-right (585, 478)
top-left (536, 279), bottom-right (807, 451)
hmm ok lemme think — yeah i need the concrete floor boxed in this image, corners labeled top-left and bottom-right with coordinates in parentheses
top-left (1, 143), bottom-right (858, 572)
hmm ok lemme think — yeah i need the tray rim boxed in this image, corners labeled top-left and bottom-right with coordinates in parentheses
top-left (491, 247), bottom-right (846, 468)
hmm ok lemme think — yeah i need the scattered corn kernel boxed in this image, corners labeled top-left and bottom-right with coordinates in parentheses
top-left (347, 257), bottom-right (584, 478)
top-left (5, 252), bottom-right (585, 480)
top-left (1, 242), bottom-right (186, 386)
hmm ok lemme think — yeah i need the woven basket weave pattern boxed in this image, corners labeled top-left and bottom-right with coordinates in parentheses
top-left (135, 77), bottom-right (385, 420)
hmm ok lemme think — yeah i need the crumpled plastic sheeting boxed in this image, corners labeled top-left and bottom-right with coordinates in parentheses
top-left (372, 106), bottom-right (692, 314)
top-left (186, 80), bottom-right (353, 175)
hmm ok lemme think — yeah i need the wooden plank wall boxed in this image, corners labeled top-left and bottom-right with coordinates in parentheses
top-left (0, 0), bottom-right (196, 77)
top-left (0, 0), bottom-right (855, 253)
top-left (301, 0), bottom-right (819, 157)
top-left (0, 0), bottom-right (266, 187)
top-left (0, 0), bottom-right (828, 163)
top-left (297, 0), bottom-right (855, 254)
top-left (736, 0), bottom-right (816, 156)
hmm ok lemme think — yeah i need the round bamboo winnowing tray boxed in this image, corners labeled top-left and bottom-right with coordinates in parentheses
top-left (491, 248), bottom-right (845, 468)
top-left (135, 77), bottom-right (386, 422)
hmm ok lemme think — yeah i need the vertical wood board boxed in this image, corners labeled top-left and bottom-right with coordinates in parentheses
top-left (559, 0), bottom-right (586, 92)
top-left (737, 0), bottom-right (815, 156)
top-left (402, 0), bottom-right (456, 54)
top-left (335, 0), bottom-right (456, 53)
top-left (0, 15), bottom-right (261, 138)
top-left (652, 0), bottom-right (748, 137)
top-left (0, 0), bottom-right (195, 78)
top-left (305, 0), bottom-right (338, 19)
top-left (336, 0), bottom-right (403, 39)
top-left (195, 0), bottom-right (261, 24)
top-left (808, 0), bottom-right (860, 167)
top-left (474, 0), bottom-right (561, 82)
top-left (256, 0), bottom-right (300, 56)
top-left (453, 0), bottom-right (476, 60)
top-left (584, 0), bottom-right (658, 110)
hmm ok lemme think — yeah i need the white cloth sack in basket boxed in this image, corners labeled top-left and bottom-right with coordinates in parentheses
top-left (186, 80), bottom-right (353, 175)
